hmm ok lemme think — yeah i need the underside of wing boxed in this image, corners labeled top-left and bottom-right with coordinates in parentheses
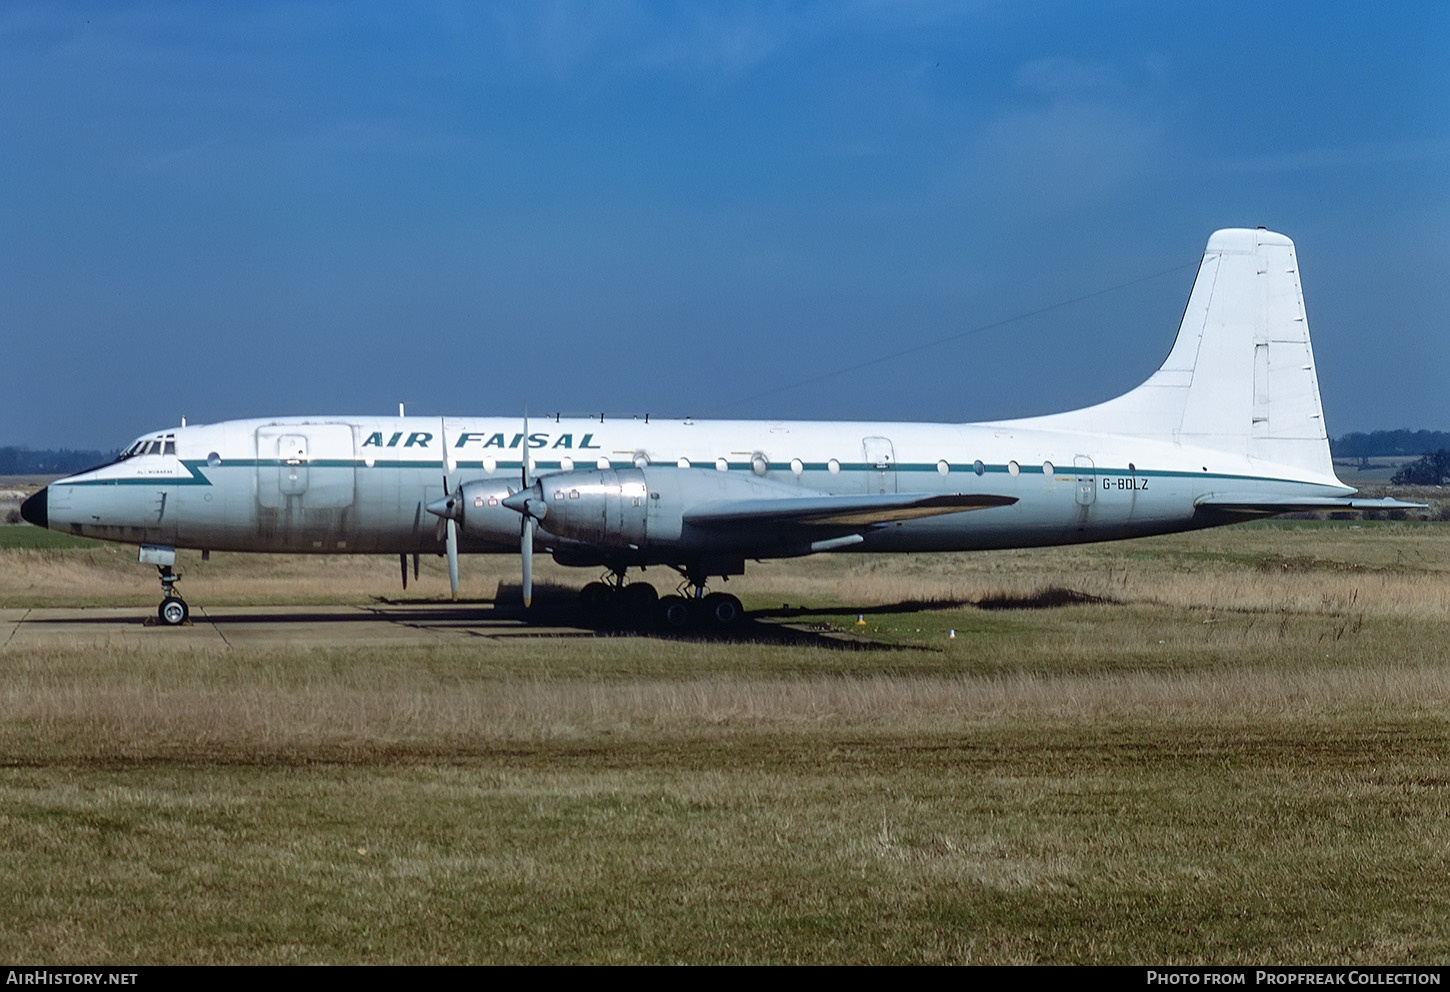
top-left (1194, 495), bottom-right (1427, 518)
top-left (683, 492), bottom-right (1017, 530)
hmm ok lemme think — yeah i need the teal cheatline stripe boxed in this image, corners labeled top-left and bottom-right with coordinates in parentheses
top-left (63, 461), bottom-right (215, 486)
top-left (342, 458), bottom-right (1314, 487)
top-left (58, 456), bottom-right (1319, 491)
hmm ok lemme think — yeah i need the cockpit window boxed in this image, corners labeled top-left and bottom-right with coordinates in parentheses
top-left (114, 437), bottom-right (177, 461)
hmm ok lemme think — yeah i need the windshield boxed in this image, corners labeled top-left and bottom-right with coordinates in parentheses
top-left (113, 435), bottom-right (175, 462)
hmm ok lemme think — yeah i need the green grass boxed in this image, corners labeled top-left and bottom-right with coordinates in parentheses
top-left (0, 526), bottom-right (105, 549)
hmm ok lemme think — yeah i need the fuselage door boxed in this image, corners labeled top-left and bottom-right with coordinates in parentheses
top-left (256, 424), bottom-right (357, 511)
top-left (862, 436), bottom-right (897, 494)
top-left (278, 434), bottom-right (309, 496)
top-left (1074, 455), bottom-right (1096, 506)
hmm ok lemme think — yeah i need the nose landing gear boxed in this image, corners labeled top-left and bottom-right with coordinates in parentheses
top-left (154, 565), bottom-right (190, 627)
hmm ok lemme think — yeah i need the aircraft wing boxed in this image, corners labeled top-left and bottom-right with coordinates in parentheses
top-left (1194, 495), bottom-right (1427, 517)
top-left (683, 492), bottom-right (1017, 530)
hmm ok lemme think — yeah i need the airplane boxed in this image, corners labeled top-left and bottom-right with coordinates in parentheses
top-left (20, 228), bottom-right (1421, 629)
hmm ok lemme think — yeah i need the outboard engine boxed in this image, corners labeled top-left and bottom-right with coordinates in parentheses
top-left (526, 468), bottom-right (650, 549)
top-left (501, 466), bottom-right (820, 556)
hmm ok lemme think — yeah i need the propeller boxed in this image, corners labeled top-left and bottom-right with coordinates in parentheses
top-left (423, 487), bottom-right (462, 600)
top-left (445, 513), bottom-right (459, 601)
top-left (521, 409), bottom-right (532, 608)
top-left (500, 408), bottom-right (547, 608)
top-left (424, 417), bottom-right (461, 601)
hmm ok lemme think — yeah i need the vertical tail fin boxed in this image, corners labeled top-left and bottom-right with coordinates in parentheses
top-left (1013, 228), bottom-right (1335, 479)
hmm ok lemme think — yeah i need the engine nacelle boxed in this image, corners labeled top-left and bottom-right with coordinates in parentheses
top-left (527, 466), bottom-right (819, 554)
top-left (532, 468), bottom-right (650, 548)
top-left (456, 480), bottom-right (529, 546)
top-left (453, 466), bottom-right (829, 558)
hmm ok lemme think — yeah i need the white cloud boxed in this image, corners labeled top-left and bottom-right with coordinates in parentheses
top-left (488, 1), bottom-right (790, 83)
top-left (1012, 57), bottom-right (1119, 98)
top-left (973, 57), bottom-right (1161, 212)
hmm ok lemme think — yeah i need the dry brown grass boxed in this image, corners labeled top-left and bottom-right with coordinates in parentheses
top-left (746, 522), bottom-right (1450, 621)
top-left (7, 655), bottom-right (1450, 755)
top-left (3, 520), bottom-right (1450, 963)
top-left (4, 520), bottom-right (1445, 618)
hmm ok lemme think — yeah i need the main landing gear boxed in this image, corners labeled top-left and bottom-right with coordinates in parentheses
top-left (657, 590), bottom-right (743, 630)
top-left (577, 567), bottom-right (743, 630)
top-left (154, 565), bottom-right (190, 627)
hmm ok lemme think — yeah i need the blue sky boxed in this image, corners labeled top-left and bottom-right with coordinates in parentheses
top-left (3, 1), bottom-right (1446, 450)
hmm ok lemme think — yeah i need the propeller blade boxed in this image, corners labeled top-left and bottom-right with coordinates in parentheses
top-left (500, 476), bottom-right (543, 610)
top-left (519, 407), bottom-right (534, 609)
top-left (400, 553), bottom-right (408, 591)
top-left (446, 518), bottom-right (459, 601)
top-left (521, 406), bottom-right (531, 488)
top-left (441, 415), bottom-right (459, 600)
top-left (521, 516), bottom-right (534, 608)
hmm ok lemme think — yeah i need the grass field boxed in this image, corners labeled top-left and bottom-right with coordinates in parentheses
top-left (2, 520), bottom-right (1449, 963)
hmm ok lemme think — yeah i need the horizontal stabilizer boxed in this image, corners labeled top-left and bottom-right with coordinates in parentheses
top-left (1194, 495), bottom-right (1427, 518)
top-left (685, 492), bottom-right (1017, 530)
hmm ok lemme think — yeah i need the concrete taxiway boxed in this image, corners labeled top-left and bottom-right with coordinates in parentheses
top-left (0, 602), bottom-right (601, 651)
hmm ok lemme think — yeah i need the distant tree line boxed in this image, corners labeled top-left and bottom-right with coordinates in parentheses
top-left (0, 447), bottom-right (115, 475)
top-left (1330, 430), bottom-right (1450, 459)
top-left (1391, 451), bottom-right (1450, 486)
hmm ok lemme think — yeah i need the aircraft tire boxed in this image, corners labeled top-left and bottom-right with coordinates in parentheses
top-left (158, 596), bottom-right (189, 627)
top-left (579, 582), bottom-right (614, 613)
top-left (702, 592), bottom-right (744, 627)
top-left (620, 582), bottom-right (658, 613)
top-left (658, 595), bottom-right (692, 630)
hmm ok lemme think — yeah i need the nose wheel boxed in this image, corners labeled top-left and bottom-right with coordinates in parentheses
top-left (159, 596), bottom-right (190, 626)
top-left (154, 566), bottom-right (191, 627)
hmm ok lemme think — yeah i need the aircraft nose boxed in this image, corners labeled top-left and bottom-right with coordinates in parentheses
top-left (19, 488), bottom-right (48, 529)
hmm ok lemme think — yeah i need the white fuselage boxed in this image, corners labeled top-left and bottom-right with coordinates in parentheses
top-left (41, 413), bottom-right (1350, 559)
top-left (30, 230), bottom-right (1387, 590)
